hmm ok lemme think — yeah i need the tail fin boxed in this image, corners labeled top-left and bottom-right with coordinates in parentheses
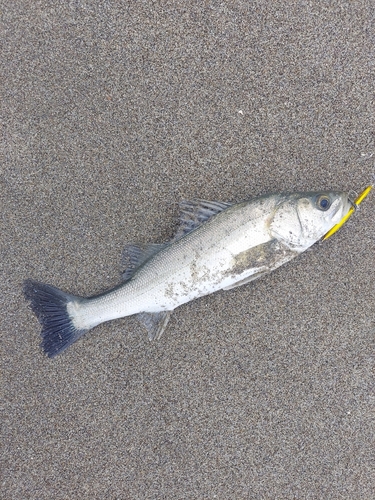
top-left (23, 279), bottom-right (88, 358)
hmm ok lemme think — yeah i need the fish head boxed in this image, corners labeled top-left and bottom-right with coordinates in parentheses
top-left (269, 191), bottom-right (353, 251)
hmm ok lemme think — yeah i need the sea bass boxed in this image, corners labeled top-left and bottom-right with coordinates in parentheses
top-left (24, 191), bottom-right (353, 357)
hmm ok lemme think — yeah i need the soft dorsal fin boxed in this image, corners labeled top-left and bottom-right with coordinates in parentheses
top-left (173, 199), bottom-right (232, 241)
top-left (121, 243), bottom-right (167, 281)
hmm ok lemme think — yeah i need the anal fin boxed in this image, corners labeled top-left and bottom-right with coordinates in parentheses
top-left (136, 311), bottom-right (172, 341)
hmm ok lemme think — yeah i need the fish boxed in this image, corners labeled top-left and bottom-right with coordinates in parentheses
top-left (24, 190), bottom-right (354, 357)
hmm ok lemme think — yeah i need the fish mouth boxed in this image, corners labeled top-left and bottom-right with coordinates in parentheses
top-left (322, 186), bottom-right (372, 241)
top-left (348, 190), bottom-right (359, 211)
top-left (330, 200), bottom-right (341, 218)
top-left (337, 191), bottom-right (356, 219)
top-left (329, 196), bottom-right (346, 221)
top-left (326, 193), bottom-right (352, 225)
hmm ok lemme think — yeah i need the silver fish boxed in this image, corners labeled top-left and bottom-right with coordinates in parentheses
top-left (24, 191), bottom-right (353, 357)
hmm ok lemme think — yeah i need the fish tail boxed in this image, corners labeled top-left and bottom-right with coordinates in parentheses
top-left (23, 279), bottom-right (88, 358)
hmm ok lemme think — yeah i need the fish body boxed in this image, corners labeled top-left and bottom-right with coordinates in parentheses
top-left (24, 191), bottom-right (352, 357)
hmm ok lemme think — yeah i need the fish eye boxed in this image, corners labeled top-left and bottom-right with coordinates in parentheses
top-left (316, 195), bottom-right (331, 211)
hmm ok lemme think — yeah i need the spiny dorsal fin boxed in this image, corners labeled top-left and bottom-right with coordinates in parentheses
top-left (136, 311), bottom-right (171, 340)
top-left (121, 243), bottom-right (167, 281)
top-left (173, 199), bottom-right (232, 241)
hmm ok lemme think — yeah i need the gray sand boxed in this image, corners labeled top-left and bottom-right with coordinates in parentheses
top-left (2, 2), bottom-right (374, 498)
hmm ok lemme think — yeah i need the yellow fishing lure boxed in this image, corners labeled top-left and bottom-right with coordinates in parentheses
top-left (323, 185), bottom-right (372, 241)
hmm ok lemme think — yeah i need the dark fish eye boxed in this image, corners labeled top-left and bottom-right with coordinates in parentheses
top-left (317, 195), bottom-right (331, 211)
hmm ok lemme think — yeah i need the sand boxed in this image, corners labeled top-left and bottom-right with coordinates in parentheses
top-left (2, 1), bottom-right (374, 498)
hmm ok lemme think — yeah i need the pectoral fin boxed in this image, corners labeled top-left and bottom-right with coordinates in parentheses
top-left (224, 239), bottom-right (299, 291)
top-left (136, 311), bottom-right (172, 341)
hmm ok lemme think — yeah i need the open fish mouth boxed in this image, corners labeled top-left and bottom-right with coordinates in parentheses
top-left (327, 190), bottom-right (358, 222)
top-left (329, 198), bottom-right (343, 219)
top-left (348, 190), bottom-right (359, 211)
top-left (323, 185), bottom-right (372, 241)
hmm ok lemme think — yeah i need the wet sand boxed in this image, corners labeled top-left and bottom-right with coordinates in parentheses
top-left (2, 2), bottom-right (374, 498)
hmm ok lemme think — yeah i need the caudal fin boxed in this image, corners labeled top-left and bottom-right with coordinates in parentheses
top-left (23, 279), bottom-right (88, 357)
